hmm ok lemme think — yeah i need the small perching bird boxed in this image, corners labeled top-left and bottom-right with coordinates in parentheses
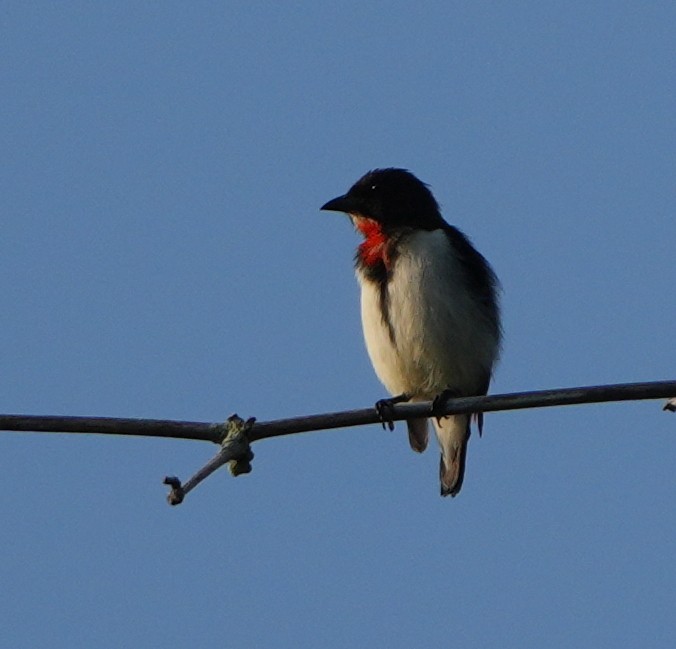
top-left (321, 168), bottom-right (502, 496)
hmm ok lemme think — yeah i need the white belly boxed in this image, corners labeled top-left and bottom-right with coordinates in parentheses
top-left (358, 229), bottom-right (498, 399)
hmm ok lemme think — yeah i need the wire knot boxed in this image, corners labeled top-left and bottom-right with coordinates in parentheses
top-left (164, 413), bottom-right (256, 505)
top-left (219, 414), bottom-right (255, 476)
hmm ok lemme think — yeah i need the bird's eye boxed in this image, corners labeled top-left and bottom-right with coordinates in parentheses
top-left (370, 185), bottom-right (377, 191)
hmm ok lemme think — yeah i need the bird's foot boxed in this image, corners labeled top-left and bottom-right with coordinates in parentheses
top-left (431, 388), bottom-right (461, 425)
top-left (375, 393), bottom-right (410, 431)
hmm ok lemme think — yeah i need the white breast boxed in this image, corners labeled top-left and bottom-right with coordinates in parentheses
top-left (358, 229), bottom-right (498, 399)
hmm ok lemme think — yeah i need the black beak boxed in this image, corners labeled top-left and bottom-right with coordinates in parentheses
top-left (320, 194), bottom-right (354, 213)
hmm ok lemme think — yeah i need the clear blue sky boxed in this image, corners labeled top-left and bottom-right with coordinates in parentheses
top-left (2, 2), bottom-right (675, 647)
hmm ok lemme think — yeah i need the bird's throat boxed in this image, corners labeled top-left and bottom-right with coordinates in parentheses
top-left (354, 217), bottom-right (389, 268)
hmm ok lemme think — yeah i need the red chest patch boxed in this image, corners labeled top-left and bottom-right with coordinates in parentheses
top-left (354, 217), bottom-right (390, 268)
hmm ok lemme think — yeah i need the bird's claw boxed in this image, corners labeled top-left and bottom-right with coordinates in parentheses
top-left (375, 394), bottom-right (410, 431)
top-left (432, 389), bottom-right (461, 425)
top-left (375, 399), bottom-right (397, 431)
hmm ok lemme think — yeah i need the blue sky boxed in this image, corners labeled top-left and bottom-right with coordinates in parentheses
top-left (1, 2), bottom-right (675, 647)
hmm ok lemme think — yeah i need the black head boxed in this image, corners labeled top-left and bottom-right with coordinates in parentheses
top-left (320, 168), bottom-right (444, 230)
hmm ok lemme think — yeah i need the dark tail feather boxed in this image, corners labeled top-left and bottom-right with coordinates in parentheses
top-left (475, 411), bottom-right (484, 436)
top-left (406, 418), bottom-right (429, 453)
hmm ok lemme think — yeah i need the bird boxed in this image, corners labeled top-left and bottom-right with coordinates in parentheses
top-left (321, 168), bottom-right (501, 496)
